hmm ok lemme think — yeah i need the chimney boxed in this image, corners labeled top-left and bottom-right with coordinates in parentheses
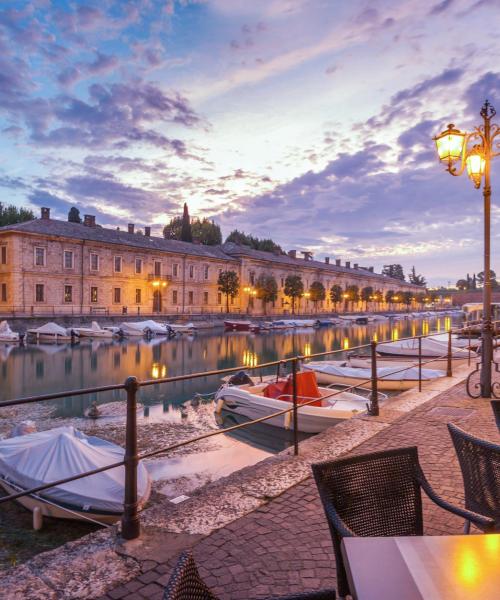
top-left (288, 250), bottom-right (297, 259)
top-left (335, 259), bottom-right (341, 266)
top-left (354, 263), bottom-right (359, 269)
top-left (41, 207), bottom-right (50, 220)
top-left (301, 251), bottom-right (313, 261)
top-left (368, 266), bottom-right (374, 272)
top-left (83, 214), bottom-right (96, 227)
top-left (345, 261), bottom-right (351, 269)
top-left (145, 226), bottom-right (151, 237)
top-left (128, 223), bottom-right (135, 234)
top-left (325, 257), bottom-right (330, 264)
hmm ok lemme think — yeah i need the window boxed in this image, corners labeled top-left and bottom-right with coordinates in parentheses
top-left (35, 284), bottom-right (44, 302)
top-left (250, 271), bottom-right (255, 285)
top-left (154, 261), bottom-right (161, 276)
top-left (0, 246), bottom-right (6, 264)
top-left (63, 251), bottom-right (74, 269)
top-left (34, 247), bottom-right (46, 267)
top-left (135, 288), bottom-right (142, 304)
top-left (281, 278), bottom-right (284, 287)
top-left (189, 265), bottom-right (194, 279)
top-left (217, 292), bottom-right (222, 305)
top-left (90, 286), bottom-right (98, 303)
top-left (172, 263), bottom-right (179, 277)
top-left (172, 290), bottom-right (178, 304)
top-left (204, 265), bottom-right (209, 280)
top-left (64, 285), bottom-right (73, 303)
top-left (114, 256), bottom-right (122, 273)
top-left (113, 288), bottom-right (121, 303)
top-left (203, 291), bottom-right (209, 305)
top-left (135, 258), bottom-right (142, 274)
top-left (188, 291), bottom-right (194, 305)
top-left (230, 295), bottom-right (234, 305)
top-left (90, 253), bottom-right (99, 271)
top-left (1, 283), bottom-right (6, 302)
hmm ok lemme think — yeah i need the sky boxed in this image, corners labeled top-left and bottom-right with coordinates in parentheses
top-left (0, 0), bottom-right (499, 286)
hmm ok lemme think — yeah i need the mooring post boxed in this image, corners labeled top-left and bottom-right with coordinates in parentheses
top-left (447, 329), bottom-right (453, 377)
top-left (292, 358), bottom-right (299, 455)
top-left (122, 376), bottom-right (140, 540)
top-left (418, 335), bottom-right (422, 392)
top-left (370, 340), bottom-right (379, 416)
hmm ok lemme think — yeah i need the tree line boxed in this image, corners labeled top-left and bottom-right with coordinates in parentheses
top-left (217, 270), bottom-right (433, 314)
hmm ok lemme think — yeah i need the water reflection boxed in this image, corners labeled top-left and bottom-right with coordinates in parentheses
top-left (0, 317), bottom-right (461, 417)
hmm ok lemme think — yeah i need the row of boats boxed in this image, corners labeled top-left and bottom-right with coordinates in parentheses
top-left (0, 319), bottom-right (196, 344)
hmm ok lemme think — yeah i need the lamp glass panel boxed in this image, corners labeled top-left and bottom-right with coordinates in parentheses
top-left (435, 130), bottom-right (465, 162)
top-left (466, 153), bottom-right (485, 178)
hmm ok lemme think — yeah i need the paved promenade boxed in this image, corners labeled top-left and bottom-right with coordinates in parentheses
top-left (100, 380), bottom-right (499, 600)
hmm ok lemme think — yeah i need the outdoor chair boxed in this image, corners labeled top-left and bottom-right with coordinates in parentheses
top-left (448, 422), bottom-right (500, 533)
top-left (312, 446), bottom-right (494, 599)
top-left (490, 400), bottom-right (500, 432)
top-left (163, 551), bottom-right (336, 600)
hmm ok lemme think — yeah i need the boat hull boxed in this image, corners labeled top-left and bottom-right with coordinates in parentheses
top-left (309, 369), bottom-right (417, 391)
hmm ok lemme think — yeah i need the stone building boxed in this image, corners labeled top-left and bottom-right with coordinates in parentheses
top-left (0, 208), bottom-right (419, 317)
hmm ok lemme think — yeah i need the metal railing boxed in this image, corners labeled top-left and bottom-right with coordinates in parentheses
top-left (0, 324), bottom-right (495, 540)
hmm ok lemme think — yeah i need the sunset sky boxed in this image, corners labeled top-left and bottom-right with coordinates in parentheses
top-left (0, 0), bottom-right (499, 285)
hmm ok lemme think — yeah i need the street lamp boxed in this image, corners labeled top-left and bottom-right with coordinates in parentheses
top-left (433, 99), bottom-right (498, 398)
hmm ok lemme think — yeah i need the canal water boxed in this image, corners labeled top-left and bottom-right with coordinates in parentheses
top-left (0, 314), bottom-right (458, 568)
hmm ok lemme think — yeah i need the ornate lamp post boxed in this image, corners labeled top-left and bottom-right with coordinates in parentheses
top-left (433, 99), bottom-right (498, 398)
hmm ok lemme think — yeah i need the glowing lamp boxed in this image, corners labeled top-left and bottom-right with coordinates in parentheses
top-left (466, 145), bottom-right (485, 188)
top-left (342, 293), bottom-right (349, 299)
top-left (152, 280), bottom-right (160, 287)
top-left (433, 124), bottom-right (465, 164)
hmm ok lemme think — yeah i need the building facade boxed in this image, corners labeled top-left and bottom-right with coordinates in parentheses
top-left (0, 208), bottom-right (420, 317)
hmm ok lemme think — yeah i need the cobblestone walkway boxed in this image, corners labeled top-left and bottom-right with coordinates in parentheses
top-left (101, 383), bottom-right (499, 600)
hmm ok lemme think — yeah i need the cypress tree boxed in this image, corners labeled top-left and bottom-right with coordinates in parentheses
top-left (180, 203), bottom-right (193, 242)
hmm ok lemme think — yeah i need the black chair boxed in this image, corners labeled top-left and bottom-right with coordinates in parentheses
top-left (163, 551), bottom-right (335, 600)
top-left (312, 446), bottom-right (494, 599)
top-left (448, 422), bottom-right (500, 533)
top-left (490, 400), bottom-right (500, 432)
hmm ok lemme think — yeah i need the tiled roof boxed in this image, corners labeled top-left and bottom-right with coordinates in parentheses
top-left (222, 242), bottom-right (418, 288)
top-left (0, 218), bottom-right (235, 261)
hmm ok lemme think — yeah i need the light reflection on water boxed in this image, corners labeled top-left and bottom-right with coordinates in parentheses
top-left (0, 316), bottom-right (460, 417)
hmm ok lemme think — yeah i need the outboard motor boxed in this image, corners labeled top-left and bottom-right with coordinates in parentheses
top-left (227, 371), bottom-right (254, 386)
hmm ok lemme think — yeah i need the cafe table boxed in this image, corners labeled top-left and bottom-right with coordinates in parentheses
top-left (341, 534), bottom-right (500, 600)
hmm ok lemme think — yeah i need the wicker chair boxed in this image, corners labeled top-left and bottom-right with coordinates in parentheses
top-left (448, 422), bottom-right (500, 533)
top-left (163, 551), bottom-right (336, 600)
top-left (312, 446), bottom-right (494, 599)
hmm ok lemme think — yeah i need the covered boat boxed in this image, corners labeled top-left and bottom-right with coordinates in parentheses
top-left (215, 371), bottom-right (367, 433)
top-left (0, 426), bottom-right (151, 524)
top-left (26, 322), bottom-right (75, 343)
top-left (376, 337), bottom-right (472, 358)
top-left (72, 321), bottom-right (114, 338)
top-left (0, 321), bottom-right (20, 343)
top-left (303, 361), bottom-right (446, 391)
top-left (119, 322), bottom-right (148, 337)
top-left (169, 322), bottom-right (196, 334)
top-left (138, 320), bottom-right (174, 336)
top-left (224, 320), bottom-right (260, 332)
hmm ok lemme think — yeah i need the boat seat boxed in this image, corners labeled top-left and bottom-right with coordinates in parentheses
top-left (263, 372), bottom-right (322, 406)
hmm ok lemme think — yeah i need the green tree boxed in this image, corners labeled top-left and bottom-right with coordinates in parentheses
top-left (345, 284), bottom-right (360, 311)
top-left (0, 203), bottom-right (35, 226)
top-left (163, 216), bottom-right (182, 240)
top-left (401, 291), bottom-right (413, 311)
top-left (218, 270), bottom-right (240, 312)
top-left (385, 290), bottom-right (394, 307)
top-left (180, 203), bottom-right (192, 242)
top-left (360, 286), bottom-right (373, 310)
top-left (191, 218), bottom-right (222, 245)
top-left (373, 289), bottom-right (383, 308)
top-left (309, 281), bottom-right (326, 310)
top-left (225, 229), bottom-right (284, 254)
top-left (67, 207), bottom-right (81, 223)
top-left (255, 273), bottom-right (278, 315)
top-left (477, 270), bottom-right (498, 288)
top-left (329, 284), bottom-right (343, 310)
top-left (284, 274), bottom-right (304, 314)
top-left (382, 264), bottom-right (405, 281)
top-left (408, 266), bottom-right (426, 286)
top-left (456, 279), bottom-right (469, 290)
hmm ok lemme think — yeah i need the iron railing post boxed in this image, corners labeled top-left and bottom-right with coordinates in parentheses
top-left (122, 376), bottom-right (140, 540)
top-left (447, 329), bottom-right (453, 377)
top-left (468, 327), bottom-right (472, 366)
top-left (292, 358), bottom-right (299, 456)
top-left (418, 335), bottom-right (422, 392)
top-left (369, 340), bottom-right (379, 416)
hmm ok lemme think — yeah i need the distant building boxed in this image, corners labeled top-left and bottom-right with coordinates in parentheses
top-left (0, 208), bottom-right (419, 317)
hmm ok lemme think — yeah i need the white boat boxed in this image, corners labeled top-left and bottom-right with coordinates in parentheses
top-left (0, 321), bottom-right (20, 343)
top-left (71, 321), bottom-right (114, 338)
top-left (0, 426), bottom-right (151, 524)
top-left (348, 355), bottom-right (473, 371)
top-left (275, 319), bottom-right (318, 328)
top-left (137, 320), bottom-right (173, 336)
top-left (169, 322), bottom-right (196, 334)
top-left (26, 322), bottom-right (75, 343)
top-left (376, 337), bottom-right (472, 359)
top-left (303, 361), bottom-right (446, 391)
top-left (214, 374), bottom-right (367, 433)
top-left (119, 322), bottom-right (148, 337)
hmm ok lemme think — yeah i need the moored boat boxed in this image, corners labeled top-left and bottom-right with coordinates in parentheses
top-left (0, 426), bottom-right (151, 524)
top-left (26, 322), bottom-right (76, 343)
top-left (376, 337), bottom-right (472, 358)
top-left (215, 372), bottom-right (367, 433)
top-left (71, 321), bottom-right (114, 338)
top-left (224, 320), bottom-right (260, 332)
top-left (303, 360), bottom-right (446, 391)
top-left (0, 321), bottom-right (20, 343)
